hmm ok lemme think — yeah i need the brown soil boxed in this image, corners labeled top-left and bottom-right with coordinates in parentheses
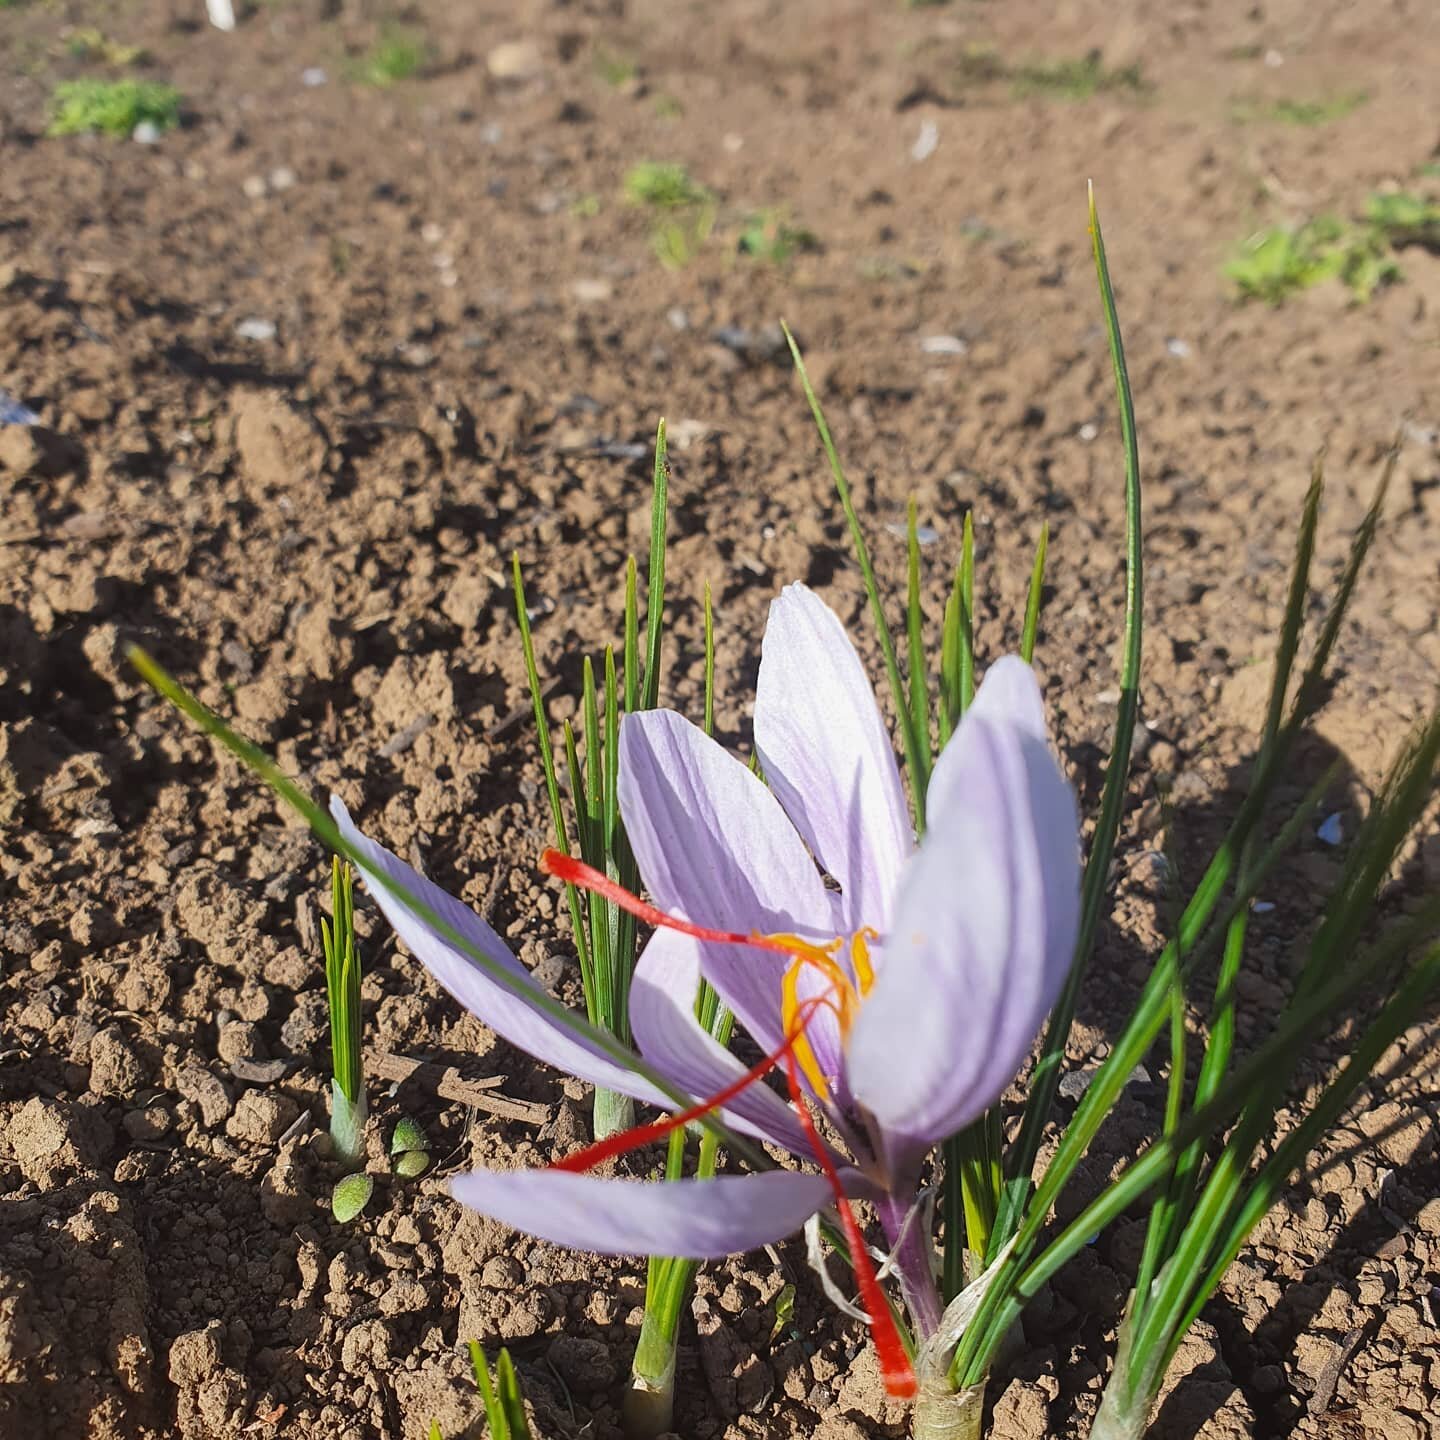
top-left (2, 2), bottom-right (1438, 1439)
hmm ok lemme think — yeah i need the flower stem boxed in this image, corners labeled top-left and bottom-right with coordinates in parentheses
top-left (877, 1192), bottom-right (942, 1340)
top-left (592, 1086), bottom-right (636, 1142)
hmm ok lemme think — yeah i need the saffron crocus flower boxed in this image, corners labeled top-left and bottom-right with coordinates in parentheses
top-left (334, 583), bottom-right (1079, 1387)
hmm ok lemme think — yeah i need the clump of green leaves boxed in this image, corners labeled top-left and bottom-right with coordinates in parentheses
top-left (354, 29), bottom-right (426, 86)
top-left (623, 163), bottom-right (715, 268)
top-left (1366, 190), bottom-right (1440, 249)
top-left (48, 78), bottom-right (180, 136)
top-left (1226, 215), bottom-right (1398, 304)
top-left (738, 210), bottom-right (818, 265)
top-left (623, 161), bottom-right (711, 209)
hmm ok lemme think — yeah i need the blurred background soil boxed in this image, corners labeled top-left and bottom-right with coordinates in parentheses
top-left (0, 1), bottom-right (1437, 1438)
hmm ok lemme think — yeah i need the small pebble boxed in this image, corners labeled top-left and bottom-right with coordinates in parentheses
top-left (301, 67), bottom-right (328, 88)
top-left (268, 166), bottom-right (297, 192)
top-left (1252, 900), bottom-right (1276, 915)
top-left (1079, 422), bottom-right (1099, 441)
top-left (236, 318), bottom-right (277, 343)
top-left (911, 119), bottom-right (939, 162)
top-left (242, 174), bottom-right (268, 200)
top-left (0, 390), bottom-right (40, 426)
top-left (132, 121), bottom-right (162, 145)
top-left (1316, 813), bottom-right (1344, 846)
top-left (920, 334), bottom-right (967, 356)
top-left (1166, 337), bottom-right (1192, 358)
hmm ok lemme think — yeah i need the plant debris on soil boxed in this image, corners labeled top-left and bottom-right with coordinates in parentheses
top-left (1, 3), bottom-right (1438, 1440)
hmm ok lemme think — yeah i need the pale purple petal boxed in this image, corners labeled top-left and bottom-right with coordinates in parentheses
top-left (618, 710), bottom-right (834, 1054)
top-left (844, 703), bottom-right (1080, 1158)
top-left (451, 1168), bottom-right (833, 1259)
top-left (754, 584), bottom-right (912, 931)
top-left (630, 929), bottom-right (822, 1158)
top-left (967, 655), bottom-right (1049, 744)
top-left (332, 798), bottom-right (669, 1111)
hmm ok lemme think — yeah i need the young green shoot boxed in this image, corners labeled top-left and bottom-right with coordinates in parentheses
top-left (513, 423), bottom-right (671, 1139)
top-left (469, 1342), bottom-right (533, 1440)
top-left (322, 857), bottom-right (367, 1169)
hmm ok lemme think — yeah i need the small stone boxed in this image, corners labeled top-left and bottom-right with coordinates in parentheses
top-left (301, 66), bottom-right (327, 87)
top-left (548, 1335), bottom-right (617, 1390)
top-left (480, 1256), bottom-right (522, 1288)
top-left (340, 1319), bottom-right (392, 1374)
top-left (175, 1064), bottom-right (233, 1127)
top-left (570, 278), bottom-right (613, 303)
top-left (1316, 812), bottom-right (1344, 846)
top-left (911, 119), bottom-right (939, 162)
top-left (268, 166), bottom-right (297, 192)
top-left (919, 333), bottom-right (967, 355)
top-left (487, 40), bottom-right (544, 80)
top-left (69, 901), bottom-right (117, 948)
top-left (236, 317), bottom-right (276, 343)
top-left (122, 1105), bottom-right (171, 1141)
top-left (226, 1091), bottom-right (299, 1145)
top-left (169, 1323), bottom-right (223, 1386)
top-left (88, 1028), bottom-right (147, 1098)
top-left (242, 174), bottom-right (268, 200)
top-left (132, 120), bottom-right (162, 145)
top-left (217, 1020), bottom-right (265, 1066)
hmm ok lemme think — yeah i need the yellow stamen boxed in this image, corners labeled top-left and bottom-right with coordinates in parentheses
top-left (771, 933), bottom-right (867, 1101)
top-left (851, 927), bottom-right (879, 996)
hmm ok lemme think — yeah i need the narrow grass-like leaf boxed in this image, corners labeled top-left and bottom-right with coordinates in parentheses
top-left (958, 511), bottom-right (975, 713)
top-left (905, 500), bottom-right (934, 782)
top-left (513, 559), bottom-right (593, 992)
top-left (782, 321), bottom-right (928, 831)
top-left (322, 857), bottom-right (366, 1165)
top-left (1165, 935), bottom-right (1440, 1362)
top-left (624, 556), bottom-right (641, 715)
top-left (1150, 465), bottom-right (1325, 1268)
top-left (702, 581), bottom-right (716, 739)
top-left (954, 758), bottom-right (1337, 1384)
top-left (961, 881), bottom-right (1440, 1380)
top-left (641, 419), bottom-right (669, 711)
top-left (1020, 522), bottom-right (1049, 664)
top-left (993, 185), bottom-right (1143, 1251)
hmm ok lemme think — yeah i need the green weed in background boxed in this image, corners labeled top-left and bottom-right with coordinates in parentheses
top-left (738, 210), bottom-right (818, 265)
top-left (1226, 217), bottom-right (1394, 303)
top-left (65, 28), bottom-right (146, 66)
top-left (593, 47), bottom-right (636, 89)
top-left (48, 78), bottom-right (181, 136)
top-left (623, 161), bottom-right (712, 209)
top-left (354, 29), bottom-right (426, 86)
top-left (1231, 91), bottom-right (1368, 126)
top-left (1009, 51), bottom-right (1147, 100)
top-left (1225, 185), bottom-right (1440, 304)
top-left (1366, 190), bottom-right (1440, 249)
top-left (623, 163), bottom-right (715, 267)
top-left (948, 46), bottom-right (1147, 102)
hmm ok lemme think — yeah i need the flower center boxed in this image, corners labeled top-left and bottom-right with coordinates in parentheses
top-left (774, 928), bottom-right (878, 1100)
